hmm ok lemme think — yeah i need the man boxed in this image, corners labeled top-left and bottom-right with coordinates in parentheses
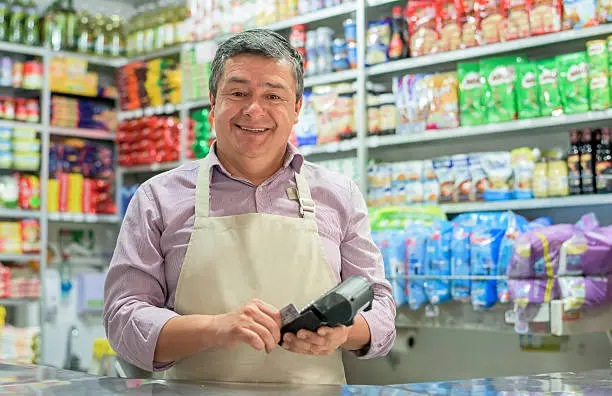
top-left (104, 29), bottom-right (395, 385)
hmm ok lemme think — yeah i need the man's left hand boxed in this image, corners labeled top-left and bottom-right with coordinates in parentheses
top-left (281, 326), bottom-right (350, 356)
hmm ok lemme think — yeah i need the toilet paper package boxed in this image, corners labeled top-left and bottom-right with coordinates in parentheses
top-left (424, 220), bottom-right (453, 305)
top-left (451, 224), bottom-right (472, 302)
top-left (470, 227), bottom-right (505, 309)
top-left (406, 225), bottom-right (431, 310)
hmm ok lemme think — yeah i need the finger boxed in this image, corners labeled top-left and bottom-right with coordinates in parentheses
top-left (282, 333), bottom-right (314, 354)
top-left (297, 330), bottom-right (327, 346)
top-left (238, 328), bottom-right (266, 352)
top-left (247, 321), bottom-right (277, 353)
top-left (311, 346), bottom-right (334, 356)
top-left (244, 303), bottom-right (281, 344)
top-left (252, 299), bottom-right (282, 327)
top-left (317, 325), bottom-right (344, 337)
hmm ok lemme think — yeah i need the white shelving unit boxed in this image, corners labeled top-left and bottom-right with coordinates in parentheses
top-left (0, 254), bottom-right (40, 263)
top-left (441, 194), bottom-right (612, 214)
top-left (0, 209), bottom-right (41, 219)
top-left (48, 126), bottom-right (116, 141)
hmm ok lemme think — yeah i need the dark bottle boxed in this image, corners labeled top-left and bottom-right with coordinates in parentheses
top-left (388, 6), bottom-right (407, 60)
top-left (596, 127), bottom-right (612, 194)
top-left (580, 128), bottom-right (595, 194)
top-left (568, 129), bottom-right (582, 195)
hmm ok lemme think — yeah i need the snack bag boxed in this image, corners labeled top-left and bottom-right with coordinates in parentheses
top-left (407, 1), bottom-right (439, 57)
top-left (563, 0), bottom-right (599, 30)
top-left (511, 147), bottom-right (535, 200)
top-left (461, 0), bottom-right (479, 48)
top-left (599, 0), bottom-right (612, 23)
top-left (529, 0), bottom-right (562, 35)
top-left (437, 0), bottom-right (463, 53)
top-left (503, 0), bottom-right (531, 40)
top-left (426, 72), bottom-right (460, 130)
top-left (433, 156), bottom-right (454, 203)
top-left (481, 151), bottom-right (513, 201)
top-left (557, 52), bottom-right (590, 115)
top-left (457, 62), bottom-right (486, 126)
top-left (480, 57), bottom-right (523, 123)
top-left (408, 74), bottom-right (431, 134)
top-left (586, 40), bottom-right (610, 111)
top-left (536, 58), bottom-right (563, 116)
top-left (469, 153), bottom-right (491, 201)
top-left (476, 0), bottom-right (504, 45)
top-left (393, 76), bottom-right (410, 135)
top-left (452, 154), bottom-right (474, 202)
top-left (516, 61), bottom-right (540, 119)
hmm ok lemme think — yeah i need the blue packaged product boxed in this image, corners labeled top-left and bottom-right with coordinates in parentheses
top-left (470, 227), bottom-right (505, 309)
top-left (425, 221), bottom-right (453, 305)
top-left (406, 226), bottom-right (430, 310)
top-left (294, 91), bottom-right (317, 147)
top-left (388, 230), bottom-right (407, 306)
top-left (497, 213), bottom-right (528, 303)
top-left (451, 224), bottom-right (472, 302)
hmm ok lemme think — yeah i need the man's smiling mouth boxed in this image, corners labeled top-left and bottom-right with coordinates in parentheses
top-left (236, 124), bottom-right (270, 133)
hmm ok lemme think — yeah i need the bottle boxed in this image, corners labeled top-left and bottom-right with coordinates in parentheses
top-left (51, 1), bottom-right (66, 51)
top-left (76, 12), bottom-right (90, 53)
top-left (596, 127), bottom-right (612, 193)
top-left (92, 13), bottom-right (105, 56)
top-left (23, 0), bottom-right (38, 46)
top-left (64, 0), bottom-right (77, 50)
top-left (388, 6), bottom-right (407, 60)
top-left (153, 1), bottom-right (165, 51)
top-left (0, 0), bottom-right (9, 41)
top-left (580, 128), bottom-right (595, 194)
top-left (567, 129), bottom-right (582, 195)
top-left (143, 5), bottom-right (155, 54)
top-left (109, 15), bottom-right (124, 57)
top-left (163, 3), bottom-right (176, 48)
top-left (9, 0), bottom-right (25, 44)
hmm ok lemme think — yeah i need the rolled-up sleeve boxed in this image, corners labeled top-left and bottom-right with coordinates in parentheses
top-left (103, 186), bottom-right (179, 372)
top-left (340, 181), bottom-right (396, 359)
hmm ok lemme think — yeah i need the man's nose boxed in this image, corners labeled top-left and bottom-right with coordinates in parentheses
top-left (243, 97), bottom-right (266, 117)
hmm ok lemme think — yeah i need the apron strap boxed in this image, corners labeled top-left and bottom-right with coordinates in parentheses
top-left (194, 154), bottom-right (316, 221)
top-left (295, 171), bottom-right (316, 221)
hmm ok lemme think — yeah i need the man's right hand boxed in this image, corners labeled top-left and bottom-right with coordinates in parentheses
top-left (211, 299), bottom-right (282, 353)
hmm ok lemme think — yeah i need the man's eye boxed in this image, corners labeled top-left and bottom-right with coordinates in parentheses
top-left (232, 92), bottom-right (246, 97)
top-left (268, 94), bottom-right (281, 100)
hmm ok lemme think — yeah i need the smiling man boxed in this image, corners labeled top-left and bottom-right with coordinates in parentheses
top-left (103, 29), bottom-right (396, 385)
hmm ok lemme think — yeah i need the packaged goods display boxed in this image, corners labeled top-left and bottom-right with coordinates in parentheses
top-left (182, 41), bottom-right (216, 103)
top-left (0, 173), bottom-right (40, 211)
top-left (116, 116), bottom-right (182, 167)
top-left (190, 108), bottom-right (212, 160)
top-left (0, 57), bottom-right (42, 90)
top-left (51, 96), bottom-right (116, 132)
top-left (117, 58), bottom-right (181, 111)
top-left (0, 220), bottom-right (40, 254)
top-left (48, 138), bottom-right (116, 215)
top-left (0, 264), bottom-right (40, 299)
top-left (49, 58), bottom-right (117, 99)
top-left (0, 127), bottom-right (40, 171)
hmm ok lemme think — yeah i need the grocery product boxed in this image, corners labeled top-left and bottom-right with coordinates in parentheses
top-left (0, 222), bottom-right (22, 254)
top-left (424, 220), bottom-right (453, 305)
top-left (567, 129), bottom-right (582, 194)
top-left (365, 20), bottom-right (391, 65)
top-left (511, 147), bottom-right (535, 200)
top-left (557, 52), bottom-right (590, 115)
top-left (533, 159), bottom-right (549, 198)
top-left (117, 116), bottom-right (181, 167)
top-left (536, 58), bottom-right (563, 117)
top-left (529, 0), bottom-right (563, 35)
top-left (437, 0), bottom-right (463, 53)
top-left (407, 1), bottom-right (438, 57)
top-left (600, 0), bottom-right (612, 23)
top-left (516, 62), bottom-right (541, 119)
top-left (596, 128), bottom-right (612, 193)
top-left (470, 226), bottom-right (506, 309)
top-left (433, 157), bottom-right (454, 203)
top-left (393, 74), bottom-right (430, 135)
top-left (562, 0), bottom-right (599, 30)
top-left (508, 278), bottom-right (559, 305)
top-left (480, 57), bottom-right (522, 123)
top-left (558, 215), bottom-right (612, 276)
top-left (481, 151), bottom-right (513, 201)
top-left (452, 154), bottom-right (473, 202)
top-left (509, 224), bottom-right (574, 277)
top-left (451, 224), bottom-right (472, 301)
top-left (309, 83), bottom-right (355, 143)
top-left (559, 276), bottom-right (612, 312)
top-left (457, 62), bottom-right (486, 126)
top-left (51, 96), bottom-right (116, 132)
top-left (580, 128), bottom-right (596, 194)
top-left (462, 0), bottom-right (479, 48)
top-left (426, 72), bottom-right (459, 129)
top-left (476, 0), bottom-right (504, 45)
top-left (469, 153), bottom-right (490, 201)
top-left (503, 0), bottom-right (530, 40)
top-left (586, 40), bottom-right (610, 110)
top-left (388, 6), bottom-right (408, 60)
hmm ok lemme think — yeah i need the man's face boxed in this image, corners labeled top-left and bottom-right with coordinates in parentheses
top-left (210, 54), bottom-right (302, 161)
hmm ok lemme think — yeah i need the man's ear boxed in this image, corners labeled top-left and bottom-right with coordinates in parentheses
top-left (209, 91), bottom-right (215, 114)
top-left (293, 96), bottom-right (303, 125)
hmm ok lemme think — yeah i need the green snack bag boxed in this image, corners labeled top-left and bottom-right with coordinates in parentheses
top-left (537, 59), bottom-right (563, 117)
top-left (587, 40), bottom-right (610, 110)
top-left (557, 52), bottom-right (590, 115)
top-left (516, 62), bottom-right (540, 119)
top-left (480, 56), bottom-right (524, 123)
top-left (457, 62), bottom-right (485, 126)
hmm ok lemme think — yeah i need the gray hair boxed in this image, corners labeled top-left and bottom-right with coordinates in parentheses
top-left (210, 29), bottom-right (304, 103)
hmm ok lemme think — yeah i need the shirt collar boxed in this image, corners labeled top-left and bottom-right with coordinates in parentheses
top-left (205, 141), bottom-right (305, 178)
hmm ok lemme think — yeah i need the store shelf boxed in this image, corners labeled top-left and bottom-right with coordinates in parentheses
top-left (298, 139), bottom-right (358, 156)
top-left (126, 45), bottom-right (183, 63)
top-left (118, 161), bottom-right (183, 174)
top-left (304, 69), bottom-right (358, 88)
top-left (391, 275), bottom-right (507, 281)
top-left (49, 126), bottom-right (115, 141)
top-left (367, 0), bottom-right (398, 6)
top-left (182, 98), bottom-right (211, 110)
top-left (367, 110), bottom-right (612, 149)
top-left (0, 298), bottom-right (38, 306)
top-left (0, 209), bottom-right (41, 219)
top-left (441, 194), bottom-right (612, 213)
top-left (48, 50), bottom-right (127, 68)
top-left (0, 254), bottom-right (39, 262)
top-left (264, 2), bottom-right (358, 31)
top-left (550, 300), bottom-right (612, 336)
top-left (47, 213), bottom-right (121, 224)
top-left (0, 120), bottom-right (43, 131)
top-left (0, 41), bottom-right (45, 57)
top-left (118, 103), bottom-right (179, 120)
top-left (367, 24), bottom-right (612, 76)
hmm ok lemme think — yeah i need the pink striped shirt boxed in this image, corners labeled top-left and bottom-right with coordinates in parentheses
top-left (103, 143), bottom-right (396, 372)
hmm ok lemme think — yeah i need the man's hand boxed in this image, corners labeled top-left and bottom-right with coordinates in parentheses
top-left (281, 325), bottom-right (350, 356)
top-left (211, 299), bottom-right (282, 353)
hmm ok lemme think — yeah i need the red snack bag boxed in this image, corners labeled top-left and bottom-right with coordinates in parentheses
top-left (461, 0), bottom-right (479, 48)
top-left (83, 179), bottom-right (96, 214)
top-left (529, 0), bottom-right (562, 35)
top-left (503, 0), bottom-right (531, 40)
top-left (437, 0), bottom-right (464, 52)
top-left (18, 174), bottom-right (40, 210)
top-left (407, 1), bottom-right (439, 57)
top-left (476, 0), bottom-right (505, 45)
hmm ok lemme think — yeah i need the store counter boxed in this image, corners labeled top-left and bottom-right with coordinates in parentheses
top-left (1, 362), bottom-right (612, 394)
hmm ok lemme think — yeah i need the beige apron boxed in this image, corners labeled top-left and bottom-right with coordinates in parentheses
top-left (164, 156), bottom-right (347, 384)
